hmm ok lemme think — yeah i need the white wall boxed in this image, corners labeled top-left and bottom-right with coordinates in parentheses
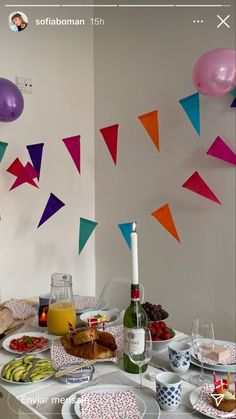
top-left (0, 6), bottom-right (95, 300)
top-left (94, 2), bottom-right (235, 340)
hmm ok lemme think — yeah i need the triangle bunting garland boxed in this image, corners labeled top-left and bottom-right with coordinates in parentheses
top-left (62, 135), bottom-right (81, 174)
top-left (182, 171), bottom-right (221, 204)
top-left (179, 92), bottom-right (200, 136)
top-left (79, 217), bottom-right (98, 254)
top-left (138, 110), bottom-right (160, 151)
top-left (118, 222), bottom-right (133, 249)
top-left (151, 204), bottom-right (180, 242)
top-left (100, 124), bottom-right (119, 165)
top-left (37, 193), bottom-right (65, 227)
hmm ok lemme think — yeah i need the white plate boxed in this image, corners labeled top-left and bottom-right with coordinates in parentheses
top-left (61, 384), bottom-right (160, 419)
top-left (80, 310), bottom-right (118, 328)
top-left (191, 340), bottom-right (236, 373)
top-left (190, 387), bottom-right (220, 419)
top-left (2, 332), bottom-right (52, 354)
top-left (191, 340), bottom-right (236, 368)
top-left (0, 359), bottom-right (54, 385)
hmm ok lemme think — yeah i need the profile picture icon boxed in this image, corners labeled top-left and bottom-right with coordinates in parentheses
top-left (9, 11), bottom-right (28, 32)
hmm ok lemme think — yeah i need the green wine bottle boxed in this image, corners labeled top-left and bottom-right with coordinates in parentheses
top-left (123, 283), bottom-right (148, 373)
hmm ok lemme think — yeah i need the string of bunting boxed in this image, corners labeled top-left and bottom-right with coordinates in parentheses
top-left (1, 94), bottom-right (235, 243)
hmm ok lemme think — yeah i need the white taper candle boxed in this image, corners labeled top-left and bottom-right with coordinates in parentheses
top-left (131, 222), bottom-right (139, 285)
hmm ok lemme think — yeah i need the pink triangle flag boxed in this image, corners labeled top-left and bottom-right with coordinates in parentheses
top-left (207, 136), bottom-right (236, 166)
top-left (10, 162), bottom-right (39, 190)
top-left (62, 135), bottom-right (81, 174)
top-left (100, 124), bottom-right (119, 165)
top-left (182, 171), bottom-right (221, 205)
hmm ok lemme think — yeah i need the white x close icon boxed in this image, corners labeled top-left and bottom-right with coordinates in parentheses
top-left (217, 15), bottom-right (230, 28)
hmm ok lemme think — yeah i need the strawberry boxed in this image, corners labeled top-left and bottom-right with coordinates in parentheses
top-left (152, 336), bottom-right (161, 341)
top-left (162, 332), bottom-right (171, 340)
top-left (159, 321), bottom-right (167, 330)
top-left (149, 326), bottom-right (156, 336)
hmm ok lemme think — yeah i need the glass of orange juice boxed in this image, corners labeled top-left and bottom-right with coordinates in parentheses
top-left (47, 273), bottom-right (76, 335)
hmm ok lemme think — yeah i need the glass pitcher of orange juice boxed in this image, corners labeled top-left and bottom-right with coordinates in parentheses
top-left (47, 273), bottom-right (76, 335)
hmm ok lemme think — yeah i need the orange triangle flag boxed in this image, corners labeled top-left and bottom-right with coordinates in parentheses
top-left (138, 110), bottom-right (160, 151)
top-left (151, 204), bottom-right (180, 242)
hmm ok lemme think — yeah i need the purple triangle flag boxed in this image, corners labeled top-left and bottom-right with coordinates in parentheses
top-left (26, 143), bottom-right (44, 180)
top-left (207, 136), bottom-right (236, 166)
top-left (37, 193), bottom-right (65, 228)
top-left (231, 97), bottom-right (236, 108)
top-left (62, 135), bottom-right (81, 174)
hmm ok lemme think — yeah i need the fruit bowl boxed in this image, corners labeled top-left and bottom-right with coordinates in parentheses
top-left (152, 332), bottom-right (176, 351)
top-left (142, 302), bottom-right (169, 322)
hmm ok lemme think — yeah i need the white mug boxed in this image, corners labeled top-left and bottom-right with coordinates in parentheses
top-left (168, 342), bottom-right (191, 374)
top-left (155, 371), bottom-right (182, 411)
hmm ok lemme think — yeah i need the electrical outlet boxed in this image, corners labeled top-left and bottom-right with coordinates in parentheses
top-left (16, 76), bottom-right (32, 94)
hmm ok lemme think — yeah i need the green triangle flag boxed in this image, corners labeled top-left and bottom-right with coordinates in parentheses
top-left (79, 217), bottom-right (98, 254)
top-left (0, 142), bottom-right (8, 162)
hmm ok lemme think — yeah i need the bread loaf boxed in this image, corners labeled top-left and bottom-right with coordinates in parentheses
top-left (72, 328), bottom-right (100, 345)
top-left (0, 306), bottom-right (14, 334)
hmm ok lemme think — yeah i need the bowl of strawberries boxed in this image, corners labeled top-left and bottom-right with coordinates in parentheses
top-left (148, 321), bottom-right (175, 350)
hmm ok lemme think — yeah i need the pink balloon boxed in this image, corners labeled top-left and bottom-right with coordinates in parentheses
top-left (193, 48), bottom-right (236, 96)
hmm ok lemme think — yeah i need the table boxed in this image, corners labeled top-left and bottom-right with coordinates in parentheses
top-left (0, 321), bottom-right (231, 418)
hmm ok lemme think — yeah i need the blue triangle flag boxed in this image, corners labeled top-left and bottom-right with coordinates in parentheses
top-left (79, 218), bottom-right (98, 254)
top-left (179, 92), bottom-right (200, 136)
top-left (231, 97), bottom-right (236, 108)
top-left (118, 222), bottom-right (133, 249)
top-left (27, 143), bottom-right (44, 180)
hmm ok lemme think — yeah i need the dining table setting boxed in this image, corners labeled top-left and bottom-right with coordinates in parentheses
top-left (0, 285), bottom-right (235, 419)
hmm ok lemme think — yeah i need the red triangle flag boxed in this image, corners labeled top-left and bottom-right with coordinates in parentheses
top-left (182, 171), bottom-right (221, 204)
top-left (100, 124), bottom-right (119, 165)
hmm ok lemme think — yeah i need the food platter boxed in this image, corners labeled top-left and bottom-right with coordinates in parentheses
top-left (2, 332), bottom-right (52, 354)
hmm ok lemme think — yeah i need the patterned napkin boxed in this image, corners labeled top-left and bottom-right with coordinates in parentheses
top-left (79, 389), bottom-right (141, 419)
top-left (50, 325), bottom-right (124, 367)
top-left (4, 298), bottom-right (37, 320)
top-left (193, 384), bottom-right (236, 418)
top-left (74, 296), bottom-right (98, 310)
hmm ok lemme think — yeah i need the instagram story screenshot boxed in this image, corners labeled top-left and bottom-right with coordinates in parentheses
top-left (0, 0), bottom-right (235, 418)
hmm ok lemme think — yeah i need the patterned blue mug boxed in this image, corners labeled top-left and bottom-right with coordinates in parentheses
top-left (168, 342), bottom-right (191, 374)
top-left (155, 371), bottom-right (182, 411)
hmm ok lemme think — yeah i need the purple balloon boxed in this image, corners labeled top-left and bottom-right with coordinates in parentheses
top-left (193, 49), bottom-right (236, 96)
top-left (0, 78), bottom-right (24, 122)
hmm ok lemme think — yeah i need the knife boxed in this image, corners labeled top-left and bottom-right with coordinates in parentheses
top-left (0, 323), bottom-right (24, 340)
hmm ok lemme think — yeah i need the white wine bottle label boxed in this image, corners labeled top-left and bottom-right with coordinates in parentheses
top-left (124, 327), bottom-right (145, 355)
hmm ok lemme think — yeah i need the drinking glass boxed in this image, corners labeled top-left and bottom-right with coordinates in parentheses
top-left (127, 327), bottom-right (152, 387)
top-left (191, 318), bottom-right (214, 386)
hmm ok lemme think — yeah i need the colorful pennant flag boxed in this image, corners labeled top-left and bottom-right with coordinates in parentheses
top-left (138, 110), bottom-right (160, 151)
top-left (100, 124), bottom-right (119, 165)
top-left (10, 162), bottom-right (39, 191)
top-left (231, 97), bottom-right (236, 108)
top-left (182, 171), bottom-right (221, 204)
top-left (118, 222), bottom-right (133, 249)
top-left (62, 135), bottom-right (81, 174)
top-left (79, 217), bottom-right (98, 254)
top-left (151, 204), bottom-right (180, 242)
top-left (0, 141), bottom-right (8, 162)
top-left (207, 137), bottom-right (236, 166)
top-left (179, 92), bottom-right (200, 136)
top-left (37, 193), bottom-right (65, 228)
top-left (26, 143), bottom-right (44, 180)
